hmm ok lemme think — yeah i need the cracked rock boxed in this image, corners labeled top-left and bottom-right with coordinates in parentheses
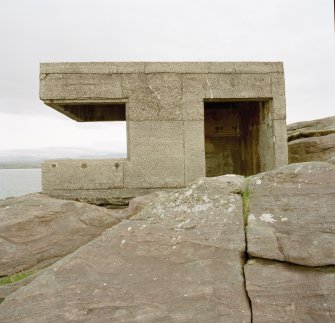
top-left (287, 116), bottom-right (335, 163)
top-left (0, 193), bottom-right (120, 275)
top-left (288, 133), bottom-right (335, 163)
top-left (245, 258), bottom-right (335, 323)
top-left (0, 176), bottom-right (250, 322)
top-left (247, 162), bottom-right (335, 266)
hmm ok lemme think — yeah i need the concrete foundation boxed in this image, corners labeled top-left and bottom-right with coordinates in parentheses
top-left (40, 62), bottom-right (288, 204)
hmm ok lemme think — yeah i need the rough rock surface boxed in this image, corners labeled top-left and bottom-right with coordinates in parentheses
top-left (328, 156), bottom-right (335, 165)
top-left (247, 162), bottom-right (335, 266)
top-left (103, 192), bottom-right (161, 222)
top-left (0, 270), bottom-right (45, 302)
top-left (287, 116), bottom-right (335, 141)
top-left (124, 192), bottom-right (161, 220)
top-left (245, 258), bottom-right (335, 323)
top-left (1, 164), bottom-right (335, 322)
top-left (287, 116), bottom-right (335, 163)
top-left (0, 193), bottom-right (120, 275)
top-left (0, 176), bottom-right (251, 323)
top-left (288, 133), bottom-right (335, 163)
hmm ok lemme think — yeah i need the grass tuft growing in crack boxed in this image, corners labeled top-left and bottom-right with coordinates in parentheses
top-left (0, 271), bottom-right (37, 286)
top-left (242, 177), bottom-right (251, 226)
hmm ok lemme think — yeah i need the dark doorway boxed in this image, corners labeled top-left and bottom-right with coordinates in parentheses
top-left (204, 100), bottom-right (266, 177)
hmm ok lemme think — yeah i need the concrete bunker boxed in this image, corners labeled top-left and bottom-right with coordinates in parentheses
top-left (40, 62), bottom-right (288, 205)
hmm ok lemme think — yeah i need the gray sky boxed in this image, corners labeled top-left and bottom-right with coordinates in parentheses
top-left (0, 0), bottom-right (334, 153)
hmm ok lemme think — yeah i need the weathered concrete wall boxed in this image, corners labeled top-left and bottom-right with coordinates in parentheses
top-left (40, 62), bottom-right (287, 203)
top-left (42, 159), bottom-right (124, 190)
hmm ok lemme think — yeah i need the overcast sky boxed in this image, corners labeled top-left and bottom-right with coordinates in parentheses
top-left (0, 0), bottom-right (334, 154)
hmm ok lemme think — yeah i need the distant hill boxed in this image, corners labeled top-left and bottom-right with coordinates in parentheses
top-left (0, 162), bottom-right (42, 169)
top-left (0, 148), bottom-right (126, 169)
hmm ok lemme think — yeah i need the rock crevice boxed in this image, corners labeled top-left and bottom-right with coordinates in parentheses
top-left (243, 161), bottom-right (335, 322)
top-left (0, 162), bottom-right (334, 322)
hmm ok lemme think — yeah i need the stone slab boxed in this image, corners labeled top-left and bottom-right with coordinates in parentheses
top-left (0, 193), bottom-right (119, 275)
top-left (0, 270), bottom-right (45, 302)
top-left (0, 176), bottom-right (250, 322)
top-left (287, 116), bottom-right (335, 141)
top-left (247, 162), bottom-right (335, 266)
top-left (245, 258), bottom-right (335, 323)
top-left (288, 133), bottom-right (335, 163)
top-left (328, 156), bottom-right (335, 165)
top-left (42, 188), bottom-right (170, 206)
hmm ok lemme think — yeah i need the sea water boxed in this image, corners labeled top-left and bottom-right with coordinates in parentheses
top-left (0, 169), bottom-right (42, 200)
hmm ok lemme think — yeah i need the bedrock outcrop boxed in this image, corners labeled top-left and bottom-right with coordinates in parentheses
top-left (287, 116), bottom-right (335, 163)
top-left (247, 162), bottom-right (335, 266)
top-left (245, 258), bottom-right (335, 323)
top-left (0, 176), bottom-right (251, 322)
top-left (0, 193), bottom-right (121, 276)
top-left (245, 162), bottom-right (335, 322)
top-left (0, 163), bottom-right (334, 322)
top-left (0, 193), bottom-right (161, 277)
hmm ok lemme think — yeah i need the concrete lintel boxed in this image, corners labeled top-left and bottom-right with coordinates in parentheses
top-left (40, 62), bottom-right (284, 75)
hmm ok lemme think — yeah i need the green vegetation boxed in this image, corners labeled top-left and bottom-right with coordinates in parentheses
top-left (242, 177), bottom-right (251, 226)
top-left (0, 271), bottom-right (37, 286)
